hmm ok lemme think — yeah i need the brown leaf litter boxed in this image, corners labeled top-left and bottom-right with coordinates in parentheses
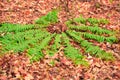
top-left (0, 0), bottom-right (120, 80)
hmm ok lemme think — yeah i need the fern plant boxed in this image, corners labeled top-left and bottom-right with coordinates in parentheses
top-left (0, 10), bottom-right (117, 66)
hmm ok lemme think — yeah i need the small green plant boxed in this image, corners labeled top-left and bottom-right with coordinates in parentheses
top-left (0, 10), bottom-right (117, 66)
top-left (49, 60), bottom-right (55, 66)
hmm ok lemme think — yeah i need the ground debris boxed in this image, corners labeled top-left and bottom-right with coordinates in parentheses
top-left (0, 0), bottom-right (120, 80)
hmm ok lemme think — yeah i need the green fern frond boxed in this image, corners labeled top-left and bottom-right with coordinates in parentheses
top-left (47, 34), bottom-right (61, 55)
top-left (68, 25), bottom-right (88, 31)
top-left (105, 36), bottom-right (117, 43)
top-left (61, 33), bottom-right (71, 46)
top-left (27, 34), bottom-right (55, 62)
top-left (73, 16), bottom-right (86, 24)
top-left (82, 32), bottom-right (105, 42)
top-left (62, 33), bottom-right (88, 66)
top-left (52, 34), bottom-right (61, 49)
top-left (28, 48), bottom-right (43, 62)
top-left (87, 26), bottom-right (114, 35)
top-left (35, 16), bottom-right (50, 27)
top-left (66, 30), bottom-right (83, 42)
top-left (64, 46), bottom-right (83, 61)
top-left (64, 46), bottom-right (83, 59)
top-left (0, 23), bottom-right (34, 33)
top-left (87, 18), bottom-right (99, 24)
top-left (35, 10), bottom-right (58, 27)
top-left (1, 33), bottom-right (48, 52)
top-left (1, 29), bottom-right (49, 52)
top-left (82, 32), bottom-right (117, 43)
top-left (70, 17), bottom-right (109, 26)
top-left (65, 20), bottom-right (73, 26)
top-left (87, 18), bottom-right (109, 25)
top-left (45, 10), bottom-right (58, 23)
top-left (66, 30), bottom-right (114, 60)
top-left (36, 34), bottom-right (55, 50)
top-left (67, 24), bottom-right (114, 35)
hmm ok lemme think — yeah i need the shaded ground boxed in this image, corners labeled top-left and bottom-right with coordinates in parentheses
top-left (0, 0), bottom-right (120, 80)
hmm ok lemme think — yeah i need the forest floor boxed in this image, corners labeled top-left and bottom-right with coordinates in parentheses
top-left (0, 0), bottom-right (120, 80)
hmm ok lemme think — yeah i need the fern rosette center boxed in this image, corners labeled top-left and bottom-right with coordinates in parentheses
top-left (47, 23), bottom-right (67, 33)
